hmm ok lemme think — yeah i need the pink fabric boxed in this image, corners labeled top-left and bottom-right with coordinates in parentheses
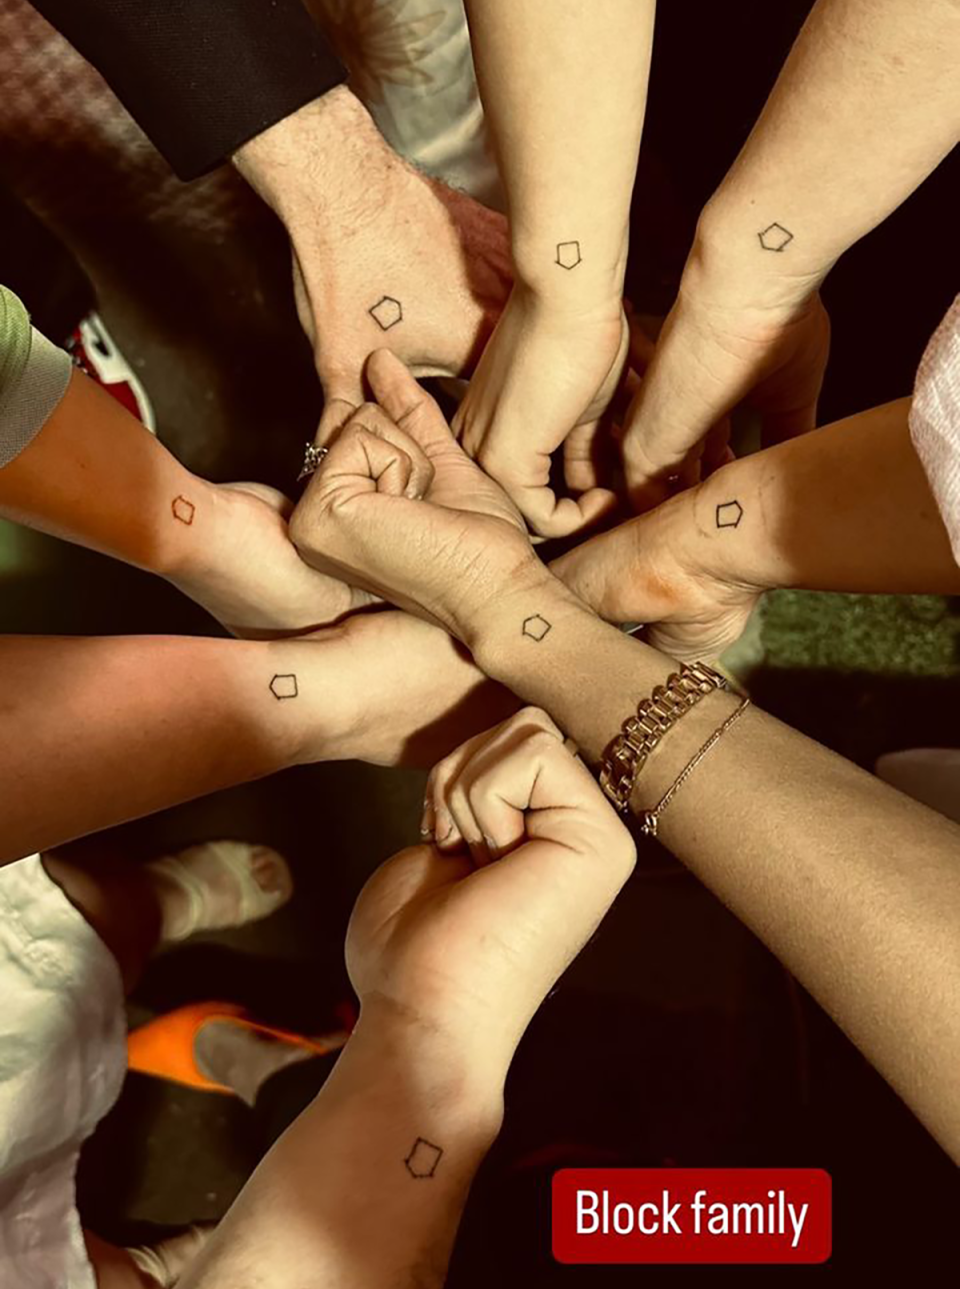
top-left (909, 294), bottom-right (960, 565)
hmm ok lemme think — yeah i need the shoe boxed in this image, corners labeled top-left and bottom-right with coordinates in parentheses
top-left (146, 840), bottom-right (294, 945)
top-left (127, 1001), bottom-right (351, 1096)
top-left (65, 311), bottom-right (156, 433)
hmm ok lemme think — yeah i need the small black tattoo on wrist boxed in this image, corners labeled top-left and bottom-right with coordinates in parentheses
top-left (758, 222), bottom-right (793, 252)
top-left (172, 496), bottom-right (195, 525)
top-left (269, 674), bottom-right (299, 700)
top-left (716, 500), bottom-right (744, 529)
top-left (369, 296), bottom-right (403, 330)
top-left (522, 614), bottom-right (552, 641)
top-left (404, 1138), bottom-right (443, 1179)
top-left (555, 240), bottom-right (582, 270)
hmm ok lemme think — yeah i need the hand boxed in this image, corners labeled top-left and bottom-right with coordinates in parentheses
top-left (551, 486), bottom-right (761, 663)
top-left (346, 707), bottom-right (635, 1070)
top-left (168, 481), bottom-right (370, 638)
top-left (288, 349), bottom-right (543, 639)
top-left (305, 608), bottom-right (518, 770)
top-left (621, 278), bottom-right (830, 510)
top-left (454, 286), bottom-right (630, 538)
top-left (235, 88), bottom-right (512, 445)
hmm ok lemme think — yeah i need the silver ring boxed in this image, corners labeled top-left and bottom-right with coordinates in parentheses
top-left (298, 442), bottom-right (329, 482)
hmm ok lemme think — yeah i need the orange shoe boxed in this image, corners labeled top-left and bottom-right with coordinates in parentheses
top-left (127, 1001), bottom-right (350, 1096)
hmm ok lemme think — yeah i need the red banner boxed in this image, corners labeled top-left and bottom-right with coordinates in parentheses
top-left (552, 1167), bottom-right (831, 1264)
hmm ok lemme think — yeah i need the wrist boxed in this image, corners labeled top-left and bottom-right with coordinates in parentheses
top-left (511, 233), bottom-right (628, 314)
top-left (345, 997), bottom-right (507, 1140)
top-left (234, 86), bottom-right (397, 229)
top-left (458, 558), bottom-right (578, 663)
top-left (147, 474), bottom-right (219, 581)
top-left (693, 462), bottom-right (777, 596)
top-left (260, 626), bottom-right (370, 769)
top-left (686, 202), bottom-right (827, 315)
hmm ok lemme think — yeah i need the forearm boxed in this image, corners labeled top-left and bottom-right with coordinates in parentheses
top-left (470, 579), bottom-right (960, 1158)
top-left (234, 88), bottom-right (391, 249)
top-left (0, 370), bottom-right (210, 576)
top-left (179, 1008), bottom-right (504, 1289)
top-left (693, 0), bottom-right (960, 306)
top-left (0, 629), bottom-right (364, 863)
top-left (464, 0), bottom-right (655, 302)
top-left (689, 397), bottom-right (960, 596)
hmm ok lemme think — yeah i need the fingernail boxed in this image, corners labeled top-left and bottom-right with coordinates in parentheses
top-left (483, 835), bottom-right (499, 859)
top-left (420, 797), bottom-right (435, 840)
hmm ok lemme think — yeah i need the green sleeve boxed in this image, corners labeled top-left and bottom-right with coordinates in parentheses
top-left (0, 285), bottom-right (72, 468)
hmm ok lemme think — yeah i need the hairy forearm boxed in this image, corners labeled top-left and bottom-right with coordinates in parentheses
top-left (694, 0), bottom-right (960, 305)
top-left (689, 398), bottom-right (960, 596)
top-left (469, 578), bottom-right (960, 1158)
top-left (0, 371), bottom-right (204, 575)
top-left (234, 87), bottom-right (392, 237)
top-left (179, 1009), bottom-right (504, 1289)
top-left (465, 0), bottom-right (655, 301)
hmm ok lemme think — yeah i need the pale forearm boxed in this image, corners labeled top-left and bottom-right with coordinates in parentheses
top-left (465, 0), bottom-right (655, 301)
top-left (695, 0), bottom-right (960, 306)
top-left (234, 87), bottom-right (393, 251)
top-left (179, 1011), bottom-right (504, 1289)
top-left (690, 398), bottom-right (960, 596)
top-left (471, 579), bottom-right (960, 1159)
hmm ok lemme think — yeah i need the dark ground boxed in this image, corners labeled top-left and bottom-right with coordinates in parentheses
top-left (1, 1), bottom-right (959, 1283)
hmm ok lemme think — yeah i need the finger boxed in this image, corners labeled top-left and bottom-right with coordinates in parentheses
top-left (425, 729), bottom-right (491, 853)
top-left (316, 423), bottom-right (414, 499)
top-left (440, 708), bottom-right (565, 866)
top-left (343, 402), bottom-right (434, 499)
top-left (563, 421), bottom-right (608, 494)
top-left (454, 401), bottom-right (483, 458)
top-left (419, 792), bottom-right (436, 842)
top-left (315, 394), bottom-right (360, 448)
top-left (444, 775), bottom-right (488, 867)
top-left (366, 349), bottom-right (459, 457)
top-left (514, 483), bottom-right (618, 540)
top-left (455, 711), bottom-right (568, 861)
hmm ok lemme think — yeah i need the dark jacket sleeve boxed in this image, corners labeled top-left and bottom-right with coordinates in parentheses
top-left (31, 0), bottom-right (348, 180)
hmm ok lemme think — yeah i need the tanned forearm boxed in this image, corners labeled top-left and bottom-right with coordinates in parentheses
top-left (694, 0), bottom-right (960, 306)
top-left (689, 398), bottom-right (960, 596)
top-left (465, 574), bottom-right (960, 1160)
top-left (464, 0), bottom-right (655, 303)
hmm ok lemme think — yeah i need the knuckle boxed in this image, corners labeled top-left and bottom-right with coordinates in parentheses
top-left (525, 726), bottom-right (563, 755)
top-left (287, 506), bottom-right (315, 551)
top-left (511, 706), bottom-right (556, 735)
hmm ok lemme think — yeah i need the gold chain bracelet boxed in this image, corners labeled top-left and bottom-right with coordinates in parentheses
top-left (639, 697), bottom-right (751, 837)
top-left (599, 661), bottom-right (732, 813)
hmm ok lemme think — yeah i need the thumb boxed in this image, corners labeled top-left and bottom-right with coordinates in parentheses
top-left (365, 349), bottom-right (459, 457)
top-left (550, 529), bottom-right (627, 622)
